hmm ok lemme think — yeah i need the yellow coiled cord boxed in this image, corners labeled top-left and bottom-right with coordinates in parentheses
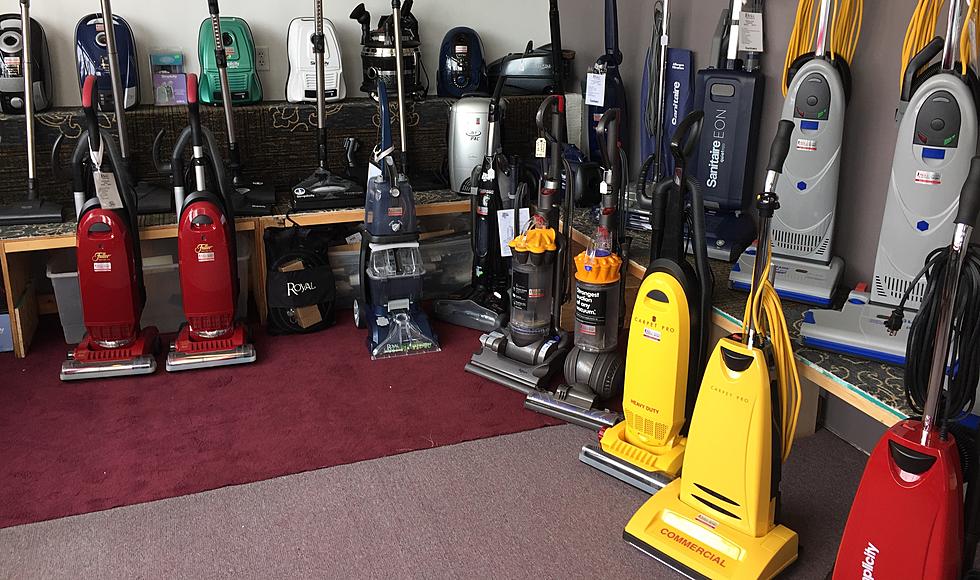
top-left (961, 0), bottom-right (980, 75)
top-left (742, 245), bottom-right (802, 463)
top-left (782, 0), bottom-right (864, 95)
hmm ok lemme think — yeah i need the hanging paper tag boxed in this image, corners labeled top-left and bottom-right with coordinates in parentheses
top-left (93, 170), bottom-right (124, 210)
top-left (739, 12), bottom-right (765, 53)
top-left (345, 232), bottom-right (363, 245)
top-left (367, 160), bottom-right (383, 182)
top-left (535, 138), bottom-right (548, 159)
top-left (585, 72), bottom-right (606, 107)
top-left (497, 207), bottom-right (531, 258)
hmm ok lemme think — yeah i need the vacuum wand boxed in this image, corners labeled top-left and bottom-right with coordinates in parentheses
top-left (814, 0), bottom-right (832, 58)
top-left (920, 157), bottom-right (980, 444)
top-left (549, 0), bottom-right (563, 95)
top-left (208, 0), bottom-right (242, 172)
top-left (20, 0), bottom-right (36, 199)
top-left (392, 0), bottom-right (409, 174)
top-left (942, 0), bottom-right (966, 71)
top-left (653, 0), bottom-right (670, 180)
top-left (746, 120), bottom-right (795, 341)
top-left (313, 0), bottom-right (328, 170)
top-left (725, 0), bottom-right (742, 69)
top-left (99, 0), bottom-right (129, 159)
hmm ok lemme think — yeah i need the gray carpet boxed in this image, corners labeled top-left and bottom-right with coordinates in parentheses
top-left (0, 424), bottom-right (865, 579)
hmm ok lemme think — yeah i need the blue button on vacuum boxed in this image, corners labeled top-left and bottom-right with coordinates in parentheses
top-left (797, 181), bottom-right (807, 191)
top-left (922, 148), bottom-right (946, 160)
top-left (917, 220), bottom-right (930, 232)
top-left (801, 120), bottom-right (819, 131)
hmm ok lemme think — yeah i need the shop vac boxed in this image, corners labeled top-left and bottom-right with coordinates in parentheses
top-left (74, 11), bottom-right (139, 111)
top-left (289, 0), bottom-right (364, 212)
top-left (286, 7), bottom-right (346, 103)
top-left (61, 76), bottom-right (159, 381)
top-left (801, 0), bottom-right (978, 363)
top-left (0, 0), bottom-right (62, 226)
top-left (350, 0), bottom-right (426, 101)
top-left (524, 107), bottom-right (631, 430)
top-left (579, 110), bottom-right (712, 492)
top-left (437, 27), bottom-right (486, 98)
top-left (156, 73), bottom-right (255, 372)
top-left (692, 0), bottom-right (764, 262)
top-left (624, 121), bottom-right (802, 579)
top-left (434, 75), bottom-right (514, 332)
top-left (195, 0), bottom-right (275, 214)
top-left (466, 0), bottom-right (573, 394)
top-left (832, 154), bottom-right (980, 580)
top-left (585, 0), bottom-right (627, 163)
top-left (731, 0), bottom-right (862, 306)
top-left (353, 0), bottom-right (439, 360)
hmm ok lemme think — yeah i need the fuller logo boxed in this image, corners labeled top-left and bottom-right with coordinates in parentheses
top-left (660, 528), bottom-right (727, 568)
top-left (195, 243), bottom-right (214, 254)
top-left (287, 281), bottom-right (317, 297)
top-left (91, 251), bottom-right (111, 262)
top-left (861, 542), bottom-right (879, 579)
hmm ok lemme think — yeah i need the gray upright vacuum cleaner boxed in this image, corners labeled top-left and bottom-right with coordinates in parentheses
top-left (524, 108), bottom-right (629, 430)
top-left (0, 0), bottom-right (62, 225)
top-left (801, 0), bottom-right (977, 363)
top-left (465, 0), bottom-right (573, 394)
top-left (730, 0), bottom-right (853, 306)
top-left (290, 0), bottom-right (364, 211)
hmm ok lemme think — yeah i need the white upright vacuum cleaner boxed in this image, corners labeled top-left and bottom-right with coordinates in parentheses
top-left (730, 0), bottom-right (863, 306)
top-left (801, 0), bottom-right (978, 363)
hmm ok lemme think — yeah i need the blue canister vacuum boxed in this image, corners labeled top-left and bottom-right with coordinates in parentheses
top-left (437, 26), bottom-right (486, 98)
top-left (75, 11), bottom-right (139, 111)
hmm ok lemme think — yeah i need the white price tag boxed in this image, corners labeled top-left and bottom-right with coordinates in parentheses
top-left (496, 208), bottom-right (531, 258)
top-left (93, 170), bottom-right (124, 210)
top-left (345, 232), bottom-right (363, 245)
top-left (739, 12), bottom-right (764, 53)
top-left (535, 137), bottom-right (548, 159)
top-left (585, 72), bottom-right (606, 107)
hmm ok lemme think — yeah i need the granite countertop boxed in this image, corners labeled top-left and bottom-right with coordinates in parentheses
top-left (572, 207), bottom-right (910, 421)
top-left (0, 189), bottom-right (463, 242)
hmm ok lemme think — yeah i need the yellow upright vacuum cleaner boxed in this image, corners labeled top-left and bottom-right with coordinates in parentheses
top-left (579, 110), bottom-right (712, 493)
top-left (624, 121), bottom-right (802, 580)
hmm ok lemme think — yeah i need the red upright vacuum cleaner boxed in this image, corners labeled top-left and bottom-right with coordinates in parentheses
top-left (162, 73), bottom-right (255, 372)
top-left (832, 157), bottom-right (980, 579)
top-left (61, 76), bottom-right (158, 381)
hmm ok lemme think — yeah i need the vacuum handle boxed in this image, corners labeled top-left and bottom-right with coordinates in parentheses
top-left (767, 120), bottom-right (795, 175)
top-left (549, 0), bottom-right (564, 94)
top-left (956, 157), bottom-right (980, 227)
top-left (187, 73), bottom-right (204, 149)
top-left (902, 37), bottom-right (943, 103)
top-left (669, 110), bottom-right (704, 171)
top-left (604, 0), bottom-right (622, 64)
top-left (208, 0), bottom-right (220, 16)
top-left (82, 76), bottom-right (101, 153)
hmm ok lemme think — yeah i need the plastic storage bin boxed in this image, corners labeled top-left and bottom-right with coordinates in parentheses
top-left (47, 235), bottom-right (251, 344)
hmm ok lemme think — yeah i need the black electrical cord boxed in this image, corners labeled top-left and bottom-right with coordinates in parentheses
top-left (888, 244), bottom-right (980, 427)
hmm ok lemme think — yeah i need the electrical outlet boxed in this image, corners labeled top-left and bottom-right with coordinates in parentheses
top-left (255, 46), bottom-right (270, 71)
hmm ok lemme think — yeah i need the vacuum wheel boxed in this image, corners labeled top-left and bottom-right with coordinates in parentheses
top-left (353, 299), bottom-right (367, 329)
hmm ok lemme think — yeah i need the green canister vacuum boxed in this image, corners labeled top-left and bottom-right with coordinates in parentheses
top-left (198, 4), bottom-right (262, 105)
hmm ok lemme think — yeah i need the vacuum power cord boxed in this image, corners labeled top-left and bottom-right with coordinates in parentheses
top-left (783, 0), bottom-right (864, 95)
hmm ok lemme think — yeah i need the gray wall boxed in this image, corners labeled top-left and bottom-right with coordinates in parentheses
top-left (567, 0), bottom-right (933, 287)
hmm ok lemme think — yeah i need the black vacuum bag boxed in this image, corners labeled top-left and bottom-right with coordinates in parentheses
top-left (264, 225), bottom-right (344, 335)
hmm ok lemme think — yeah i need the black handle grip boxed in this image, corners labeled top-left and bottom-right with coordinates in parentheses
top-left (767, 120), bottom-right (795, 174)
top-left (669, 110), bottom-right (704, 164)
top-left (208, 0), bottom-right (220, 15)
top-left (901, 37), bottom-right (943, 103)
top-left (956, 156), bottom-right (980, 227)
